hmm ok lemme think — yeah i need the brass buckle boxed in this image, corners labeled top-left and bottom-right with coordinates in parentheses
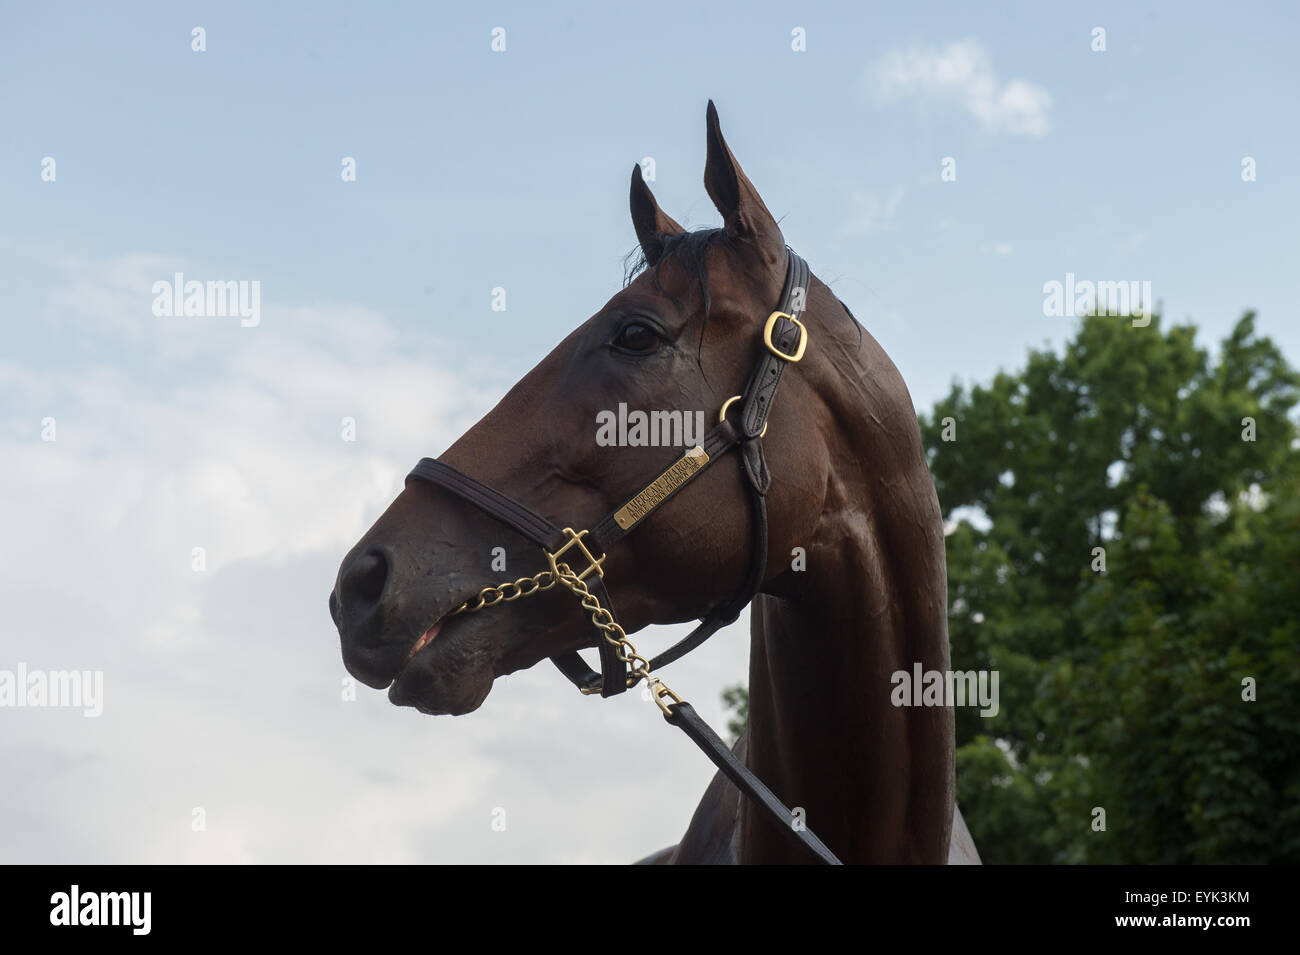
top-left (546, 527), bottom-right (605, 582)
top-left (718, 395), bottom-right (767, 438)
top-left (763, 311), bottom-right (807, 362)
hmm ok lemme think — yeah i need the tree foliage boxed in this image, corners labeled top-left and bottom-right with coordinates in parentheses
top-left (927, 311), bottom-right (1299, 863)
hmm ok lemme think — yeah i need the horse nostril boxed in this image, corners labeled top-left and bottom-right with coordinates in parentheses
top-left (340, 550), bottom-right (391, 612)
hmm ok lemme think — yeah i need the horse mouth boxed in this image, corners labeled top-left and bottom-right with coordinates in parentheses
top-left (393, 618), bottom-right (444, 682)
top-left (385, 610), bottom-right (496, 716)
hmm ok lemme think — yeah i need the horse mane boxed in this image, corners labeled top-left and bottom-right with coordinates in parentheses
top-left (622, 227), bottom-right (728, 300)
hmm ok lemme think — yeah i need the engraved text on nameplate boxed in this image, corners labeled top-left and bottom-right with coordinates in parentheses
top-left (612, 446), bottom-right (710, 530)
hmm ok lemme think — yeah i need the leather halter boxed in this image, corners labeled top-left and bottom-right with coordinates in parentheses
top-left (406, 250), bottom-right (841, 864)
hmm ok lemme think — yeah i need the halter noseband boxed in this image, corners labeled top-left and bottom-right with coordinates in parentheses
top-left (405, 250), bottom-right (841, 864)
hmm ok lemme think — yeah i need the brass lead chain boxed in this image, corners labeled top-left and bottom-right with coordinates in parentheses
top-left (545, 543), bottom-right (684, 715)
top-left (445, 531), bottom-right (685, 715)
top-left (448, 570), bottom-right (559, 616)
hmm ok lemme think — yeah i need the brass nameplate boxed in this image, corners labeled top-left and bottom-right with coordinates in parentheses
top-left (613, 446), bottom-right (710, 530)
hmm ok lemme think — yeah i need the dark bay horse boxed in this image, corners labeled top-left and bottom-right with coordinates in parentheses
top-left (331, 103), bottom-right (978, 864)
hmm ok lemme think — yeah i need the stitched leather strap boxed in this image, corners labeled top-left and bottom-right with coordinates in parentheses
top-left (406, 459), bottom-right (628, 695)
top-left (666, 702), bottom-right (841, 864)
top-left (406, 459), bottom-right (566, 551)
top-left (741, 252), bottom-right (809, 438)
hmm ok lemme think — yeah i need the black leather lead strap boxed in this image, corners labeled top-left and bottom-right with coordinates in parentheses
top-left (665, 702), bottom-right (841, 864)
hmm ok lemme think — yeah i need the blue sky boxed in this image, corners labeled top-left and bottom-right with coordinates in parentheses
top-left (5, 1), bottom-right (1297, 392)
top-left (1, 1), bottom-right (1296, 862)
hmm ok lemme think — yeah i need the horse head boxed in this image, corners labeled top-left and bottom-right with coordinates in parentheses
top-left (330, 103), bottom-right (845, 717)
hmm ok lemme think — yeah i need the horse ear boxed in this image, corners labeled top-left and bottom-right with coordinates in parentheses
top-left (703, 100), bottom-right (784, 267)
top-left (630, 163), bottom-right (684, 266)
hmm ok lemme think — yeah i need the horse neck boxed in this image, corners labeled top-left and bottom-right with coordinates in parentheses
top-left (737, 343), bottom-right (955, 864)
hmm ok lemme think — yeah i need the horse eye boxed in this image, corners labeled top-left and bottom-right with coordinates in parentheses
top-left (612, 322), bottom-right (662, 355)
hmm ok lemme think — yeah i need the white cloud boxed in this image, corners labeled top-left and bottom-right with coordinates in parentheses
top-left (868, 39), bottom-right (1052, 137)
top-left (0, 255), bottom-right (750, 862)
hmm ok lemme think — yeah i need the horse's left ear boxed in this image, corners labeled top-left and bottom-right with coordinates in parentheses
top-left (703, 100), bottom-right (785, 268)
top-left (630, 163), bottom-right (685, 266)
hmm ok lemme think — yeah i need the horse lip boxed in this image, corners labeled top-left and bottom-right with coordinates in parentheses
top-left (396, 619), bottom-right (444, 677)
